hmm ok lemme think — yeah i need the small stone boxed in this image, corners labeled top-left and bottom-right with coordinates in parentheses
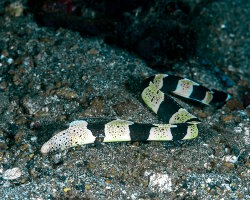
top-left (224, 162), bottom-right (234, 169)
top-left (82, 75), bottom-right (87, 81)
top-left (223, 155), bottom-right (238, 163)
top-left (3, 167), bottom-right (22, 180)
top-left (29, 153), bottom-right (34, 158)
top-left (221, 115), bottom-right (233, 122)
top-left (55, 87), bottom-right (78, 100)
top-left (0, 81), bottom-right (8, 90)
top-left (87, 48), bottom-right (99, 55)
top-left (0, 142), bottom-right (8, 150)
top-left (204, 162), bottom-right (212, 170)
top-left (209, 189), bottom-right (216, 195)
top-left (15, 131), bottom-right (24, 144)
top-left (5, 2), bottom-right (24, 17)
top-left (52, 153), bottom-right (63, 165)
top-left (20, 178), bottom-right (26, 184)
top-left (0, 130), bottom-right (3, 137)
top-left (30, 136), bottom-right (37, 142)
top-left (106, 179), bottom-right (111, 184)
top-left (15, 116), bottom-right (27, 125)
top-left (148, 173), bottom-right (172, 193)
top-left (85, 183), bottom-right (90, 190)
top-left (7, 58), bottom-right (14, 64)
top-left (30, 169), bottom-right (38, 179)
top-left (30, 121), bottom-right (40, 129)
top-left (63, 187), bottom-right (71, 193)
top-left (132, 142), bottom-right (139, 146)
top-left (20, 143), bottom-right (29, 151)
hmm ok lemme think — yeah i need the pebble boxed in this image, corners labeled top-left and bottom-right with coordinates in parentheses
top-left (7, 58), bottom-right (14, 64)
top-left (85, 183), bottom-right (91, 190)
top-left (87, 48), bottom-right (99, 55)
top-left (63, 188), bottom-right (71, 193)
top-left (30, 136), bottom-right (37, 142)
top-left (14, 131), bottom-right (24, 144)
top-left (223, 155), bottom-right (238, 163)
top-left (0, 142), bottom-right (8, 150)
top-left (55, 87), bottom-right (78, 100)
top-left (223, 162), bottom-right (234, 170)
top-left (3, 167), bottom-right (22, 180)
top-left (5, 2), bottom-right (24, 17)
top-left (0, 81), bottom-right (7, 90)
top-left (221, 115), bottom-right (233, 122)
top-left (148, 173), bottom-right (172, 192)
top-left (204, 162), bottom-right (212, 170)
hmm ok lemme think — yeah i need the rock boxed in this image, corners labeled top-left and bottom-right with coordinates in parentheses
top-left (63, 188), bottom-right (71, 193)
top-left (22, 97), bottom-right (40, 115)
top-left (0, 142), bottom-right (8, 150)
top-left (3, 167), bottom-right (22, 180)
top-left (5, 2), bottom-right (24, 17)
top-left (85, 183), bottom-right (90, 190)
top-left (55, 87), bottom-right (78, 100)
top-left (221, 115), bottom-right (233, 122)
top-left (223, 162), bottom-right (234, 170)
top-left (14, 131), bottom-right (24, 144)
top-left (0, 81), bottom-right (8, 90)
top-left (223, 155), bottom-right (238, 163)
top-left (87, 48), bottom-right (99, 55)
top-left (148, 173), bottom-right (172, 193)
top-left (5, 1), bottom-right (23, 17)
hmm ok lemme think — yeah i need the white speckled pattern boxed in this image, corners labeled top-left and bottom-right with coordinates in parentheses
top-left (152, 74), bottom-right (168, 90)
top-left (169, 108), bottom-right (196, 124)
top-left (201, 91), bottom-right (213, 105)
top-left (41, 121), bottom-right (96, 154)
top-left (148, 124), bottom-right (174, 141)
top-left (40, 74), bottom-right (230, 153)
top-left (104, 120), bottom-right (133, 142)
top-left (141, 82), bottom-right (165, 114)
top-left (182, 124), bottom-right (199, 140)
top-left (173, 79), bottom-right (198, 97)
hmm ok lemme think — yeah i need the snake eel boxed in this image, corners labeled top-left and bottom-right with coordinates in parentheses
top-left (41, 74), bottom-right (230, 154)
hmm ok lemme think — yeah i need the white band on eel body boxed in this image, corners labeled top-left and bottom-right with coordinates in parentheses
top-left (141, 82), bottom-right (165, 114)
top-left (147, 124), bottom-right (175, 141)
top-left (104, 120), bottom-right (133, 142)
top-left (152, 74), bottom-right (168, 90)
top-left (173, 79), bottom-right (198, 98)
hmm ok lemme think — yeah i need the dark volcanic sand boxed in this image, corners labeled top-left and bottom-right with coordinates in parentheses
top-left (0, 0), bottom-right (249, 199)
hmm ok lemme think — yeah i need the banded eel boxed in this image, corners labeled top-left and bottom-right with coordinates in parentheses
top-left (41, 74), bottom-right (230, 154)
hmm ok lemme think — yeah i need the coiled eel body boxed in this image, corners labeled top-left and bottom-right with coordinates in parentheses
top-left (41, 74), bottom-right (230, 154)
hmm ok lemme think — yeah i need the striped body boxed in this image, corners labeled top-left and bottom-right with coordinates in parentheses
top-left (41, 120), bottom-right (199, 154)
top-left (41, 74), bottom-right (230, 154)
top-left (145, 74), bottom-right (231, 106)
